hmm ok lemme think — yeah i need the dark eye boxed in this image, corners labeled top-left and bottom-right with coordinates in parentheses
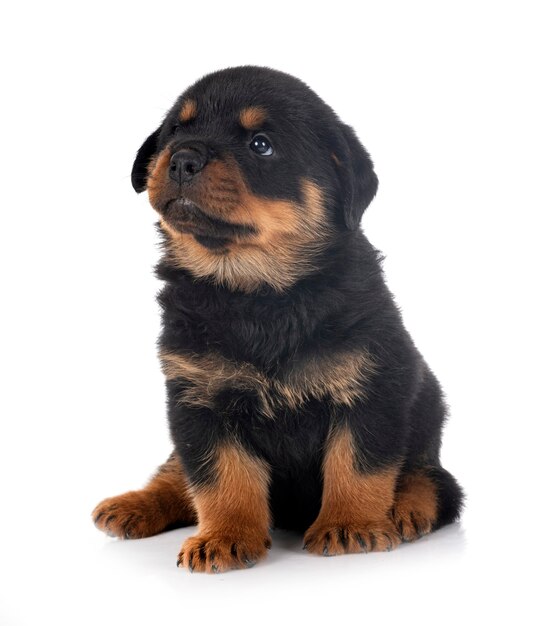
top-left (171, 124), bottom-right (181, 135)
top-left (249, 134), bottom-right (273, 156)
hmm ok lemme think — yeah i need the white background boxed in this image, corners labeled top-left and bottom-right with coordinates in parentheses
top-left (1, 1), bottom-right (535, 624)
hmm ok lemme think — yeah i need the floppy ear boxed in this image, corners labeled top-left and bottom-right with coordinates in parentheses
top-left (131, 124), bottom-right (163, 193)
top-left (332, 122), bottom-right (379, 229)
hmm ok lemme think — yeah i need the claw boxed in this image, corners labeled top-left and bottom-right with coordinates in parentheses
top-left (338, 528), bottom-right (349, 550)
top-left (355, 533), bottom-right (368, 553)
top-left (383, 533), bottom-right (393, 551)
top-left (410, 513), bottom-right (423, 537)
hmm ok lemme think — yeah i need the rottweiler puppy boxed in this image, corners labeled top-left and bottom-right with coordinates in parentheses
top-left (92, 66), bottom-right (463, 573)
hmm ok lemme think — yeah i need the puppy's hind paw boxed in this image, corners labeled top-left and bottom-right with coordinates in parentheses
top-left (92, 491), bottom-right (165, 539)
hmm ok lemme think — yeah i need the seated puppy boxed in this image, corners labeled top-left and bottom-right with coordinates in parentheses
top-left (93, 66), bottom-right (463, 573)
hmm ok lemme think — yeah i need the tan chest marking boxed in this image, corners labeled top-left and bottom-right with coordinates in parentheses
top-left (160, 349), bottom-right (376, 416)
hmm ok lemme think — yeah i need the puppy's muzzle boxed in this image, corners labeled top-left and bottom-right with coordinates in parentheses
top-left (169, 141), bottom-right (208, 184)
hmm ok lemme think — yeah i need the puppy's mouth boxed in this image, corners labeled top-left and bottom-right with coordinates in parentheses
top-left (163, 198), bottom-right (257, 250)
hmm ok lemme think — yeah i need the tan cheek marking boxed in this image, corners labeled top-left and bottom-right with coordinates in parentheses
top-left (186, 159), bottom-right (281, 233)
top-left (198, 158), bottom-right (305, 238)
top-left (147, 148), bottom-right (171, 206)
top-left (158, 155), bottom-right (333, 292)
top-left (239, 106), bottom-right (267, 130)
top-left (235, 195), bottom-right (300, 242)
top-left (179, 99), bottom-right (197, 123)
top-left (225, 179), bottom-right (328, 256)
top-left (199, 179), bottom-right (328, 292)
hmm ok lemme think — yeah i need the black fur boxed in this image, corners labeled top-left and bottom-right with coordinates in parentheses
top-left (135, 66), bottom-right (463, 534)
top-left (132, 125), bottom-right (163, 192)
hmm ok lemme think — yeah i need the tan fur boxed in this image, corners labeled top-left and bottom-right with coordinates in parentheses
top-left (319, 428), bottom-right (398, 520)
top-left (146, 148), bottom-right (172, 206)
top-left (303, 427), bottom-right (401, 555)
top-left (160, 347), bottom-right (376, 416)
top-left (161, 177), bottom-right (332, 293)
top-left (238, 106), bottom-right (267, 130)
top-left (92, 452), bottom-right (196, 539)
top-left (331, 152), bottom-right (342, 166)
top-left (178, 443), bottom-right (271, 573)
top-left (145, 143), bottom-right (333, 292)
top-left (179, 99), bottom-right (197, 123)
top-left (393, 471), bottom-right (438, 540)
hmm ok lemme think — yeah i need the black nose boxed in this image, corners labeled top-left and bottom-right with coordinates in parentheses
top-left (169, 145), bottom-right (208, 183)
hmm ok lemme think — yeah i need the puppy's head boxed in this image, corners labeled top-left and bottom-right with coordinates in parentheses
top-left (132, 66), bottom-right (378, 292)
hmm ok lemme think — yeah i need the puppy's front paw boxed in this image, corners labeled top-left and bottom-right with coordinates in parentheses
top-left (92, 491), bottom-right (165, 539)
top-left (178, 532), bottom-right (271, 573)
top-left (303, 520), bottom-right (401, 556)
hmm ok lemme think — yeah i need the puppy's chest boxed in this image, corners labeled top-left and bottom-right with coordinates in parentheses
top-left (160, 285), bottom-right (375, 415)
top-left (163, 296), bottom-right (301, 363)
top-left (160, 346), bottom-right (375, 417)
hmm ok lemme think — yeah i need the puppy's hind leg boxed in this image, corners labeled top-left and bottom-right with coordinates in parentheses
top-left (392, 466), bottom-right (464, 541)
top-left (92, 452), bottom-right (196, 539)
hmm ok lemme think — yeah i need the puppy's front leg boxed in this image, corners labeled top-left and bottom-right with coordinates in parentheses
top-left (178, 443), bottom-right (272, 573)
top-left (304, 426), bottom-right (401, 555)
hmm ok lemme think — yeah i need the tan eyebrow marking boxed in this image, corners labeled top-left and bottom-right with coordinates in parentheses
top-left (178, 99), bottom-right (197, 123)
top-left (239, 106), bottom-right (267, 130)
